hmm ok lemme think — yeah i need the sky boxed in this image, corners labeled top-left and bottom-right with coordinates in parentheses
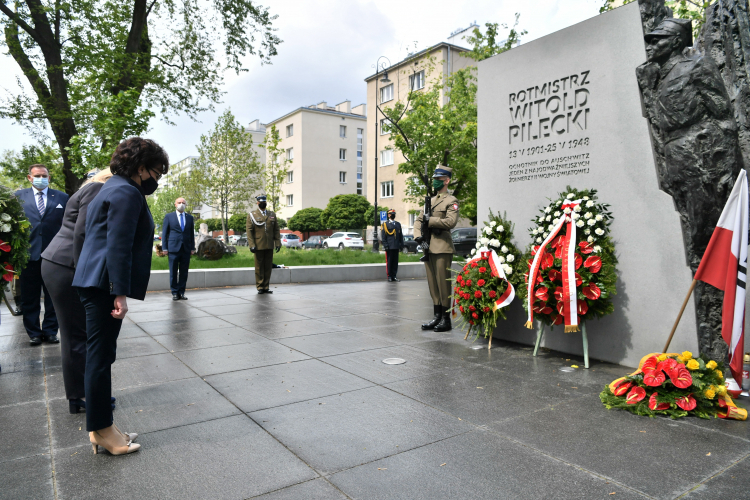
top-left (0, 0), bottom-right (604, 164)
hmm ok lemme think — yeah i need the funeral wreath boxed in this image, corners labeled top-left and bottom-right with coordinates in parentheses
top-left (0, 185), bottom-right (31, 288)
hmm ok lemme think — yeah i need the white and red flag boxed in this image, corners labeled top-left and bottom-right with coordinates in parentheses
top-left (694, 170), bottom-right (748, 385)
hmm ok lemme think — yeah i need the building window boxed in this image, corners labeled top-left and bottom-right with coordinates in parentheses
top-left (357, 128), bottom-right (363, 195)
top-left (409, 70), bottom-right (425, 91)
top-left (409, 213), bottom-right (416, 228)
top-left (286, 148), bottom-right (294, 161)
top-left (286, 124), bottom-right (293, 137)
top-left (286, 194), bottom-right (294, 206)
top-left (339, 171), bottom-right (347, 183)
top-left (380, 118), bottom-right (389, 135)
top-left (340, 125), bottom-right (347, 138)
top-left (287, 171), bottom-right (293, 183)
top-left (381, 181), bottom-right (394, 198)
top-left (339, 148), bottom-right (346, 161)
top-left (380, 149), bottom-right (394, 166)
top-left (380, 83), bottom-right (393, 103)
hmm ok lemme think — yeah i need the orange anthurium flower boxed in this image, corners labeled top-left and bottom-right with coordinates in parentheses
top-left (626, 386), bottom-right (646, 405)
top-left (675, 394), bottom-right (697, 411)
top-left (648, 392), bottom-right (670, 410)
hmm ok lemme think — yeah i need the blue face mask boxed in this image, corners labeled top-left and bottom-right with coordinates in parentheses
top-left (32, 177), bottom-right (49, 190)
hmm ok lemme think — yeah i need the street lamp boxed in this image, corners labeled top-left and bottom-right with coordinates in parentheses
top-left (372, 56), bottom-right (391, 253)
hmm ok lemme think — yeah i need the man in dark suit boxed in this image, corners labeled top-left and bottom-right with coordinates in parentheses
top-left (162, 197), bottom-right (195, 300)
top-left (381, 208), bottom-right (404, 282)
top-left (15, 164), bottom-right (69, 345)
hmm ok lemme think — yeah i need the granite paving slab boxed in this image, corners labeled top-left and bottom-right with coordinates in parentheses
top-left (317, 312), bottom-right (414, 329)
top-left (221, 309), bottom-right (309, 327)
top-left (54, 415), bottom-right (318, 500)
top-left (186, 295), bottom-right (254, 308)
top-left (252, 478), bottom-right (348, 500)
top-left (681, 454), bottom-right (750, 499)
top-left (111, 353), bottom-right (196, 389)
top-left (0, 346), bottom-right (43, 374)
top-left (250, 386), bottom-right (473, 475)
top-left (329, 430), bottom-right (645, 500)
top-left (113, 336), bottom-right (170, 359)
top-left (207, 358), bottom-right (373, 413)
top-left (353, 322), bottom-right (454, 345)
top-left (151, 327), bottom-right (265, 352)
top-left (246, 319), bottom-right (348, 340)
top-left (126, 306), bottom-right (213, 323)
top-left (491, 396), bottom-right (750, 499)
top-left (173, 339), bottom-right (310, 376)
top-left (135, 316), bottom-right (235, 335)
top-left (0, 454), bottom-right (54, 500)
top-left (0, 401), bottom-right (50, 463)
top-left (0, 369), bottom-right (46, 406)
top-left (276, 330), bottom-right (397, 358)
top-left (116, 323), bottom-right (149, 339)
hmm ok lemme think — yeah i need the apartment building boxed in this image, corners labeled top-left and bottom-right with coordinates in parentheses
top-left (364, 42), bottom-right (474, 235)
top-left (265, 100), bottom-right (367, 221)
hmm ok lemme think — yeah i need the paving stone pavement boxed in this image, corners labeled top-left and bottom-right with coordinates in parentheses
top-left (1, 279), bottom-right (749, 500)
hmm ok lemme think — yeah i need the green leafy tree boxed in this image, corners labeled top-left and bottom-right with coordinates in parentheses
top-left (600, 0), bottom-right (710, 36)
top-left (288, 207), bottom-right (323, 239)
top-left (184, 109), bottom-right (262, 244)
top-left (320, 194), bottom-right (371, 231)
top-left (0, 143), bottom-right (65, 191)
top-left (147, 186), bottom-right (183, 233)
top-left (363, 205), bottom-right (389, 226)
top-left (463, 16), bottom-right (527, 62)
top-left (228, 213), bottom-right (247, 234)
top-left (260, 124), bottom-right (290, 211)
top-left (277, 217), bottom-right (287, 229)
top-left (0, 1), bottom-right (281, 194)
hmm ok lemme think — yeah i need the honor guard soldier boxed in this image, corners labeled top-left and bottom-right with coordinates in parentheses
top-left (246, 195), bottom-right (281, 294)
top-left (413, 166), bottom-right (459, 332)
top-left (381, 209), bottom-right (404, 282)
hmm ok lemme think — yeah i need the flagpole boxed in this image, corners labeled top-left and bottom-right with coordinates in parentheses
top-left (663, 279), bottom-right (697, 352)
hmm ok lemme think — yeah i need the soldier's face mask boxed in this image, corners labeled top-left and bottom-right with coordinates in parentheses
top-left (432, 179), bottom-right (445, 190)
top-left (258, 202), bottom-right (267, 210)
top-left (388, 213), bottom-right (395, 220)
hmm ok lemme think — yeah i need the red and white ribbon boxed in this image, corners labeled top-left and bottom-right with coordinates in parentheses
top-left (467, 248), bottom-right (516, 311)
top-left (525, 200), bottom-right (581, 332)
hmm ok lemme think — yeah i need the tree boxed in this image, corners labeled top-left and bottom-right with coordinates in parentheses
top-left (320, 194), bottom-right (371, 231)
top-left (463, 16), bottom-right (527, 62)
top-left (228, 213), bottom-right (247, 234)
top-left (184, 109), bottom-right (262, 244)
top-left (288, 207), bottom-right (323, 239)
top-left (260, 124), bottom-right (290, 211)
top-left (363, 205), bottom-right (389, 226)
top-left (147, 186), bottom-right (183, 233)
top-left (0, 142), bottom-right (64, 191)
top-left (600, 0), bottom-right (710, 36)
top-left (0, 1), bottom-right (281, 194)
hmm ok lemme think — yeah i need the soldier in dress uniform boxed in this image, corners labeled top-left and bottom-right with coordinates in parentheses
top-left (381, 208), bottom-right (404, 282)
top-left (246, 195), bottom-right (281, 294)
top-left (413, 166), bottom-right (459, 332)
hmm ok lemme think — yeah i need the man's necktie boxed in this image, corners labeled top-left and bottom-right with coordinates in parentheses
top-left (180, 213), bottom-right (185, 231)
top-left (37, 192), bottom-right (45, 217)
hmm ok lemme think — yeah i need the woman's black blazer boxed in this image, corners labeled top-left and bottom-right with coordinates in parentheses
top-left (72, 175), bottom-right (155, 300)
top-left (41, 182), bottom-right (104, 269)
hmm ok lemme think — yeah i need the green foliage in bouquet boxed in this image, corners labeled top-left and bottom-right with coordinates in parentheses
top-left (452, 210), bottom-right (522, 339)
top-left (600, 352), bottom-right (739, 420)
top-left (0, 185), bottom-right (31, 287)
top-left (519, 186), bottom-right (618, 327)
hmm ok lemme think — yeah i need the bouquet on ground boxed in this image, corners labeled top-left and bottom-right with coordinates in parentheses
top-left (520, 187), bottom-right (617, 332)
top-left (0, 185), bottom-right (31, 288)
top-left (453, 211), bottom-right (521, 340)
top-left (600, 352), bottom-right (747, 420)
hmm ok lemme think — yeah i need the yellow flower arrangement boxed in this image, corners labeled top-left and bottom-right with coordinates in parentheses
top-left (706, 360), bottom-right (718, 370)
top-left (677, 356), bottom-right (684, 363)
top-left (715, 369), bottom-right (724, 380)
top-left (686, 359), bottom-right (700, 370)
top-left (682, 351), bottom-right (693, 360)
top-left (657, 354), bottom-right (668, 362)
top-left (704, 386), bottom-right (716, 399)
top-left (716, 384), bottom-right (727, 396)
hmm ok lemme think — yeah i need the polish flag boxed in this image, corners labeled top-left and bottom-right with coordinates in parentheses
top-left (694, 170), bottom-right (748, 385)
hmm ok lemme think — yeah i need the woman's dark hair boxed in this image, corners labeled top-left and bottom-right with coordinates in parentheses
top-left (109, 137), bottom-right (169, 178)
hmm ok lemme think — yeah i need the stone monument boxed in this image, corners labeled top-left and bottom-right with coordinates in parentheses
top-left (636, 0), bottom-right (749, 361)
top-left (477, 2), bottom-right (700, 367)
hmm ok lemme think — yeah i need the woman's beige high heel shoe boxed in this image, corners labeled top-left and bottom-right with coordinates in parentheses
top-left (114, 423), bottom-right (138, 442)
top-left (90, 425), bottom-right (140, 455)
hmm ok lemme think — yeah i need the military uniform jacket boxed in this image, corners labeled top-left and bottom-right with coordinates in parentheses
top-left (380, 220), bottom-right (404, 250)
top-left (413, 192), bottom-right (459, 254)
top-left (246, 209), bottom-right (281, 250)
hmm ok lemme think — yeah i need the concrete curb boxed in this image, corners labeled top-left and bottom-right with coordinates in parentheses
top-left (147, 262), bottom-right (428, 291)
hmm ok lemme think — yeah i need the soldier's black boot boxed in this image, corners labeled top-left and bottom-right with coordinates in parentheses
top-left (434, 309), bottom-right (452, 332)
top-left (421, 305), bottom-right (442, 330)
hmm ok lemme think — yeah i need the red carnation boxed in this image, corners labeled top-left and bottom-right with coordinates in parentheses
top-left (474, 290), bottom-right (482, 298)
top-left (479, 266), bottom-right (487, 273)
top-left (470, 262), bottom-right (478, 268)
top-left (483, 307), bottom-right (490, 313)
top-left (489, 290), bottom-right (497, 299)
top-left (465, 279), bottom-right (472, 286)
top-left (463, 265), bottom-right (468, 272)
top-left (469, 320), bottom-right (475, 325)
top-left (454, 287), bottom-right (460, 293)
top-left (675, 394), bottom-right (697, 411)
top-left (459, 306), bottom-right (464, 313)
top-left (648, 392), bottom-right (670, 411)
top-left (472, 312), bottom-right (478, 319)
top-left (625, 386), bottom-right (646, 405)
top-left (469, 305), bottom-right (476, 312)
top-left (477, 279), bottom-right (486, 287)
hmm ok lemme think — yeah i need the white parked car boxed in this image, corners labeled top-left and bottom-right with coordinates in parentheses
top-left (229, 234), bottom-right (241, 245)
top-left (323, 232), bottom-right (364, 250)
top-left (280, 233), bottom-right (302, 249)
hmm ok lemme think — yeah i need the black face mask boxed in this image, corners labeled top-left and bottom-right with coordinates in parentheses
top-left (258, 202), bottom-right (267, 210)
top-left (388, 214), bottom-right (396, 220)
top-left (140, 171), bottom-right (158, 195)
